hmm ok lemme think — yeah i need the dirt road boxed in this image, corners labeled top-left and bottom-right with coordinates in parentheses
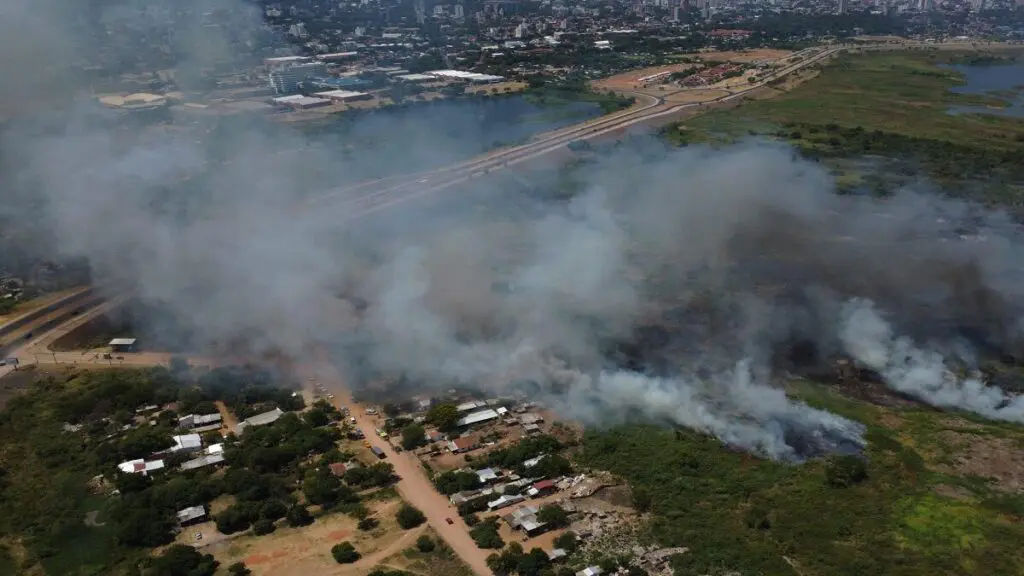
top-left (305, 360), bottom-right (493, 576)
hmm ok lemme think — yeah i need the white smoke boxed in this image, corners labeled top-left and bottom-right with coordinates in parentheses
top-left (552, 360), bottom-right (865, 461)
top-left (840, 298), bottom-right (1024, 422)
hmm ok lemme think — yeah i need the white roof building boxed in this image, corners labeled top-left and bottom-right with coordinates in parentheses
top-left (576, 567), bottom-right (603, 576)
top-left (169, 433), bottom-right (203, 453)
top-left (457, 409), bottom-right (500, 427)
top-left (456, 400), bottom-right (488, 413)
top-left (117, 458), bottom-right (165, 475)
top-left (477, 467), bottom-right (500, 483)
top-left (488, 494), bottom-right (526, 510)
top-left (180, 453), bottom-right (226, 471)
top-left (176, 505), bottom-right (207, 525)
top-left (237, 408), bottom-right (284, 435)
top-left (109, 338), bottom-right (137, 346)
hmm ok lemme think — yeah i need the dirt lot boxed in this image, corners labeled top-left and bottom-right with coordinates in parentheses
top-left (467, 81), bottom-right (528, 95)
top-left (593, 63), bottom-right (698, 91)
top-left (693, 48), bottom-right (794, 63)
top-left (205, 498), bottom-right (421, 576)
top-left (374, 528), bottom-right (475, 576)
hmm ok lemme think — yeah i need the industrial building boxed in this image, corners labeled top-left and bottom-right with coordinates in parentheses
top-left (503, 505), bottom-right (549, 536)
top-left (316, 51), bottom-right (359, 62)
top-left (265, 56), bottom-right (313, 70)
top-left (117, 458), bottom-right (165, 475)
top-left (271, 95), bottom-right (332, 110)
top-left (109, 338), bottom-right (137, 353)
top-left (178, 412), bottom-right (222, 432)
top-left (425, 70), bottom-right (504, 84)
top-left (394, 73), bottom-right (436, 83)
top-left (314, 90), bottom-right (372, 103)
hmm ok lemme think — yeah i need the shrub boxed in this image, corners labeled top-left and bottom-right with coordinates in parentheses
top-left (332, 541), bottom-right (360, 564)
top-left (286, 505), bottom-right (314, 527)
top-left (252, 518), bottom-right (275, 536)
top-left (416, 534), bottom-right (435, 553)
top-left (396, 503), bottom-right (426, 529)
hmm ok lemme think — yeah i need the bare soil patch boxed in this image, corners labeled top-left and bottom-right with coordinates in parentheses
top-left (206, 499), bottom-right (410, 576)
top-left (694, 48), bottom-right (794, 63)
top-left (934, 432), bottom-right (1024, 493)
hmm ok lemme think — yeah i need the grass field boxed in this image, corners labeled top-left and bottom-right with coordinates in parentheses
top-left (663, 50), bottom-right (1024, 202)
top-left (581, 382), bottom-right (1024, 576)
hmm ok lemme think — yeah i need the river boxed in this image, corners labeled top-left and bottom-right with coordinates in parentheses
top-left (945, 61), bottom-right (1024, 118)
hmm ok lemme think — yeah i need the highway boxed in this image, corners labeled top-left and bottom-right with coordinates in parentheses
top-left (302, 45), bottom-right (843, 221)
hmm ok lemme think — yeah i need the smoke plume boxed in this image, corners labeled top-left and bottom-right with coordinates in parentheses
top-left (3, 0), bottom-right (1024, 462)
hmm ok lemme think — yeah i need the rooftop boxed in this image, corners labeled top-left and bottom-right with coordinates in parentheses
top-left (176, 505), bottom-right (206, 524)
top-left (179, 453), bottom-right (226, 471)
top-left (109, 338), bottom-right (137, 346)
top-left (237, 408), bottom-right (284, 434)
top-left (170, 433), bottom-right (202, 452)
top-left (457, 408), bottom-right (500, 427)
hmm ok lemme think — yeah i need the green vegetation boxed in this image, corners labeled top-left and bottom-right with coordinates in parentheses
top-left (487, 543), bottom-right (553, 576)
top-left (400, 422), bottom-right (427, 450)
top-left (395, 503), bottom-right (427, 529)
top-left (526, 80), bottom-right (635, 115)
top-left (470, 517), bottom-right (505, 549)
top-left (434, 469), bottom-right (483, 495)
top-left (579, 395), bottom-right (1024, 576)
top-left (667, 50), bottom-right (1024, 204)
top-left (0, 366), bottom-right (370, 574)
top-left (148, 545), bottom-right (218, 576)
top-left (425, 403), bottom-right (460, 432)
top-left (416, 534), bottom-right (436, 553)
top-left (536, 504), bottom-right (570, 529)
top-left (331, 541), bottom-right (360, 564)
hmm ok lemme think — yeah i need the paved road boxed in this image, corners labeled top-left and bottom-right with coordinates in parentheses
top-left (301, 46), bottom-right (844, 221)
top-left (303, 359), bottom-right (494, 576)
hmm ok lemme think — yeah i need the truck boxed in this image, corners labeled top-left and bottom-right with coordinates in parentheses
top-left (371, 446), bottom-right (386, 459)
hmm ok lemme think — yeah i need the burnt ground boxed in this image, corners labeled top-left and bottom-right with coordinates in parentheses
top-left (0, 366), bottom-right (45, 409)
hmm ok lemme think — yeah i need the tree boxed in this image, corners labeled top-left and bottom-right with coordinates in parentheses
top-left (401, 423), bottom-right (427, 450)
top-left (537, 504), bottom-right (569, 528)
top-left (470, 519), bottom-right (504, 549)
top-left (286, 505), bottom-right (314, 527)
top-left (252, 518), bottom-right (276, 535)
top-left (358, 516), bottom-right (379, 531)
top-left (416, 534), bottom-right (436, 553)
top-left (332, 541), bottom-right (361, 564)
top-left (553, 531), bottom-right (578, 553)
top-left (150, 544), bottom-right (219, 576)
top-left (825, 455), bottom-right (868, 487)
top-left (425, 403), bottom-right (460, 431)
top-left (396, 503), bottom-right (426, 529)
top-left (631, 485), bottom-right (652, 512)
top-left (216, 504), bottom-right (254, 535)
top-left (260, 499), bottom-right (288, 521)
top-left (487, 542), bottom-right (524, 575)
top-left (228, 562), bottom-right (252, 576)
top-left (516, 548), bottom-right (551, 576)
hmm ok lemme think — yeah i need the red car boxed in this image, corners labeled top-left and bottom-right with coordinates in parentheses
top-left (445, 517), bottom-right (454, 525)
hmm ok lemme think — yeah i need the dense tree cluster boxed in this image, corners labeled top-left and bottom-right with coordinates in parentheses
top-left (485, 435), bottom-right (562, 470)
top-left (433, 470), bottom-right (483, 495)
top-left (425, 403), bottom-right (460, 432)
top-left (470, 518), bottom-right (504, 549)
top-left (331, 541), bottom-right (360, 564)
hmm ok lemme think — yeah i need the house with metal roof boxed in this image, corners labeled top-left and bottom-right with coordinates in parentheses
top-left (236, 407), bottom-right (284, 435)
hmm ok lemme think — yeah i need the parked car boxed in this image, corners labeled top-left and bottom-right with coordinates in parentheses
top-left (445, 517), bottom-right (454, 525)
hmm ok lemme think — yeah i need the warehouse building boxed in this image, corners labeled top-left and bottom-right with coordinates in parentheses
top-left (314, 90), bottom-right (373, 103)
top-left (271, 95), bottom-right (332, 110)
top-left (425, 69), bottom-right (504, 84)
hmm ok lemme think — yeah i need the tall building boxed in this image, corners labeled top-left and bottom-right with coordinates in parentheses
top-left (454, 3), bottom-right (465, 18)
top-left (918, 0), bottom-right (933, 10)
top-left (702, 0), bottom-right (712, 20)
top-left (837, 0), bottom-right (847, 13)
top-left (970, 0), bottom-right (985, 11)
top-left (268, 62), bottom-right (328, 94)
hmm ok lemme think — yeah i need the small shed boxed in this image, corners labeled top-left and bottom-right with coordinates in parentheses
top-left (109, 338), bottom-right (138, 353)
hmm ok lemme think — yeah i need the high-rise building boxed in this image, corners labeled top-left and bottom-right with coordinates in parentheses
top-left (702, 0), bottom-right (712, 20)
top-left (970, 0), bottom-right (985, 11)
top-left (454, 3), bottom-right (465, 18)
top-left (268, 62), bottom-right (328, 94)
top-left (837, 0), bottom-right (847, 13)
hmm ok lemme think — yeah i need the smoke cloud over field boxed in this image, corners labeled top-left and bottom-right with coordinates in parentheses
top-left (4, 0), bottom-right (1024, 461)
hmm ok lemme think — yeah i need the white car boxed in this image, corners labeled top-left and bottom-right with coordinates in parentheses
top-left (194, 532), bottom-right (203, 541)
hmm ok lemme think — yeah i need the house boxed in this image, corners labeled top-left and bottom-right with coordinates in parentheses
top-left (329, 462), bottom-right (349, 477)
top-left (523, 423), bottom-right (542, 434)
top-left (178, 413), bottom-right (222, 431)
top-left (109, 338), bottom-right (138, 353)
top-left (523, 454), bottom-right (546, 468)
top-left (176, 505), bottom-right (207, 526)
top-left (456, 400), bottom-right (488, 413)
top-left (576, 567), bottom-right (603, 576)
top-left (548, 548), bottom-right (567, 561)
top-left (519, 413), bottom-right (544, 425)
top-left (236, 408), bottom-right (284, 435)
top-left (476, 467), bottom-right (500, 484)
top-left (167, 433), bottom-right (203, 454)
top-left (117, 458), bottom-right (165, 476)
top-left (503, 505), bottom-right (548, 536)
top-left (426, 431), bottom-right (445, 443)
top-left (528, 479), bottom-right (557, 498)
top-left (447, 436), bottom-right (478, 453)
top-left (488, 494), bottom-right (525, 511)
top-left (180, 453), bottom-right (226, 471)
